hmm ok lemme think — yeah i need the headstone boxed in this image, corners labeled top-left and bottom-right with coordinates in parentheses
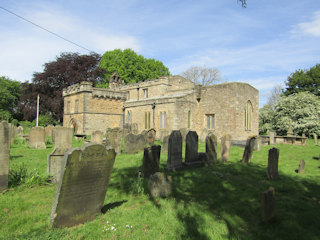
top-left (206, 133), bottom-right (217, 164)
top-left (91, 130), bottom-right (104, 144)
top-left (261, 187), bottom-right (275, 223)
top-left (52, 126), bottom-right (63, 145)
top-left (298, 159), bottom-right (305, 174)
top-left (179, 128), bottom-right (189, 142)
top-left (16, 126), bottom-right (24, 137)
top-left (220, 134), bottom-right (231, 162)
top-left (267, 148), bottom-right (279, 180)
top-left (253, 136), bottom-right (261, 151)
top-left (185, 131), bottom-right (198, 163)
top-left (9, 124), bottom-right (16, 145)
top-left (159, 129), bottom-right (169, 142)
top-left (50, 143), bottom-right (116, 228)
top-left (29, 127), bottom-right (46, 149)
top-left (146, 128), bottom-right (156, 145)
top-left (287, 119), bottom-right (294, 136)
top-left (313, 133), bottom-right (318, 145)
top-left (45, 125), bottom-right (54, 137)
top-left (148, 172), bottom-right (172, 198)
top-left (269, 132), bottom-right (275, 145)
top-left (47, 127), bottom-right (73, 182)
top-left (166, 130), bottom-right (183, 170)
top-left (142, 145), bottom-right (161, 178)
top-left (124, 133), bottom-right (147, 154)
top-left (241, 136), bottom-right (256, 163)
top-left (0, 121), bottom-right (10, 192)
top-left (162, 135), bottom-right (169, 153)
top-left (106, 128), bottom-right (123, 154)
top-left (200, 128), bottom-right (208, 142)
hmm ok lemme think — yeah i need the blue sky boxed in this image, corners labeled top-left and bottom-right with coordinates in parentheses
top-left (1, 0), bottom-right (320, 106)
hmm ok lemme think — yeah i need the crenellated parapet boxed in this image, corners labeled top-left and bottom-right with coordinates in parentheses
top-left (63, 81), bottom-right (93, 96)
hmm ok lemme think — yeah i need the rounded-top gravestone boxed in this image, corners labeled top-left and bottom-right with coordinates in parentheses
top-left (29, 127), bottom-right (46, 149)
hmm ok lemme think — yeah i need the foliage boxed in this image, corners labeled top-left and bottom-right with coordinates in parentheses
top-left (0, 76), bottom-right (22, 121)
top-left (284, 64), bottom-right (320, 97)
top-left (31, 114), bottom-right (58, 127)
top-left (181, 65), bottom-right (221, 86)
top-left (273, 92), bottom-right (320, 136)
top-left (259, 104), bottom-right (275, 134)
top-left (98, 49), bottom-right (170, 87)
top-left (18, 52), bottom-right (105, 122)
top-left (19, 120), bottom-right (33, 130)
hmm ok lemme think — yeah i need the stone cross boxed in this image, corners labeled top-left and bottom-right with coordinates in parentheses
top-left (185, 131), bottom-right (199, 163)
top-left (298, 159), bottom-right (305, 174)
top-left (142, 145), bottom-right (161, 178)
top-left (166, 130), bottom-right (183, 170)
top-left (261, 187), bottom-right (275, 223)
top-left (241, 136), bottom-right (256, 163)
top-left (206, 133), bottom-right (217, 164)
top-left (91, 130), bottom-right (104, 144)
top-left (0, 121), bottom-right (10, 192)
top-left (50, 143), bottom-right (116, 228)
top-left (220, 134), bottom-right (231, 162)
top-left (29, 127), bottom-right (46, 149)
top-left (267, 148), bottom-right (279, 180)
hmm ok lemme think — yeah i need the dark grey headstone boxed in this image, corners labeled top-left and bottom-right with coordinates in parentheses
top-left (241, 136), bottom-right (256, 163)
top-left (124, 133), bottom-right (147, 154)
top-left (166, 130), bottom-right (183, 170)
top-left (185, 131), bottom-right (198, 163)
top-left (0, 121), bottom-right (10, 192)
top-left (267, 148), bottom-right (279, 180)
top-left (50, 143), bottom-right (116, 228)
top-left (206, 133), bottom-right (217, 164)
top-left (142, 145), bottom-right (161, 178)
top-left (148, 172), bottom-right (172, 198)
top-left (261, 187), bottom-right (275, 223)
top-left (298, 159), bottom-right (305, 174)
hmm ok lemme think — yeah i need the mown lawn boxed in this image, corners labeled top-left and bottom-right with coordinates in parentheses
top-left (0, 138), bottom-right (319, 240)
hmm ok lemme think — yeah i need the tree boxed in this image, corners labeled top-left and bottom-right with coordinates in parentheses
top-left (283, 64), bottom-right (320, 97)
top-left (267, 85), bottom-right (283, 110)
top-left (18, 52), bottom-right (105, 122)
top-left (259, 104), bottom-right (275, 135)
top-left (273, 92), bottom-right (320, 136)
top-left (0, 76), bottom-right (22, 121)
top-left (98, 49), bottom-right (170, 86)
top-left (181, 65), bottom-right (221, 86)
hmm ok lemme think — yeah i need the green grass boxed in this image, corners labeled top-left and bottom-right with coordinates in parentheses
top-left (0, 138), bottom-right (319, 240)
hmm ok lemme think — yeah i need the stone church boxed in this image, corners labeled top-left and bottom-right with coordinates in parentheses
top-left (63, 73), bottom-right (259, 140)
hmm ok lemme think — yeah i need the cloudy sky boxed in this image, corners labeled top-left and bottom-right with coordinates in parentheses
top-left (1, 0), bottom-right (320, 106)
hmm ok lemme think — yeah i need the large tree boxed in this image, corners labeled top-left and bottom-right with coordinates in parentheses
top-left (18, 52), bottom-right (104, 122)
top-left (181, 65), bottom-right (221, 86)
top-left (0, 76), bottom-right (22, 121)
top-left (284, 64), bottom-right (320, 97)
top-left (98, 49), bottom-right (170, 87)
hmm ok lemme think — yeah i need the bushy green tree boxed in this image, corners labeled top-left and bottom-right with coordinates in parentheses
top-left (284, 64), bottom-right (320, 97)
top-left (259, 104), bottom-right (275, 135)
top-left (0, 76), bottom-right (22, 121)
top-left (273, 92), bottom-right (320, 136)
top-left (98, 49), bottom-right (170, 87)
top-left (31, 114), bottom-right (58, 127)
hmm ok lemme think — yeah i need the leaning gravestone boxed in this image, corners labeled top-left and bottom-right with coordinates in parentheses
top-left (142, 145), bottom-right (161, 178)
top-left (124, 133), bottom-right (147, 154)
top-left (146, 128), bottom-right (156, 145)
top-left (298, 159), bottom-right (305, 174)
top-left (91, 130), bottom-right (104, 144)
top-left (47, 127), bottom-right (73, 182)
top-left (206, 133), bottom-right (217, 164)
top-left (0, 121), bottom-right (10, 192)
top-left (185, 131), bottom-right (199, 164)
top-left (267, 148), bottom-right (279, 180)
top-left (50, 143), bottom-right (116, 228)
top-left (166, 130), bottom-right (183, 170)
top-left (29, 127), bottom-right (46, 149)
top-left (241, 136), bottom-right (256, 163)
top-left (220, 134), bottom-right (231, 162)
top-left (261, 187), bottom-right (275, 223)
top-left (162, 135), bottom-right (169, 153)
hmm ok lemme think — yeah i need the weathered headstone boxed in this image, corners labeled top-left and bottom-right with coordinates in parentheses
top-left (29, 127), bottom-right (46, 149)
top-left (16, 126), bottom-right (24, 137)
top-left (267, 148), bottom-right (279, 180)
top-left (146, 128), bottom-right (156, 145)
top-left (45, 125), bottom-right (54, 137)
top-left (106, 128), bottom-right (123, 154)
top-left (50, 143), bottom-right (116, 228)
top-left (124, 133), bottom-right (147, 154)
top-left (52, 126), bottom-right (63, 145)
top-left (0, 121), bottom-right (10, 192)
top-left (142, 145), bottom-right (161, 178)
top-left (313, 133), bottom-right (318, 145)
top-left (261, 187), bottom-right (275, 223)
top-left (148, 172), bottom-right (172, 198)
top-left (91, 130), bottom-right (104, 144)
top-left (9, 124), bottom-right (16, 145)
top-left (220, 134), bottom-right (231, 162)
top-left (162, 135), bottom-right (169, 153)
top-left (158, 129), bottom-right (169, 142)
top-left (200, 128), bottom-right (208, 142)
top-left (206, 133), bottom-right (217, 164)
top-left (241, 136), bottom-right (256, 163)
top-left (298, 159), bottom-right (305, 174)
top-left (185, 131), bottom-right (199, 164)
top-left (253, 136), bottom-right (261, 151)
top-left (269, 131), bottom-right (275, 145)
top-left (179, 128), bottom-right (189, 142)
top-left (47, 127), bottom-right (73, 182)
top-left (166, 130), bottom-right (183, 170)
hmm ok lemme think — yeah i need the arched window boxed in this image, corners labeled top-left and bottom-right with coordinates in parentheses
top-left (245, 101), bottom-right (253, 131)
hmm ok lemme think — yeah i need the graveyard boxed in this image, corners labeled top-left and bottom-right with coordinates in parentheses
top-left (0, 128), bottom-right (319, 240)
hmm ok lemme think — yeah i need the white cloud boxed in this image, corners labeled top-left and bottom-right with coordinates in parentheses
top-left (292, 10), bottom-right (320, 37)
